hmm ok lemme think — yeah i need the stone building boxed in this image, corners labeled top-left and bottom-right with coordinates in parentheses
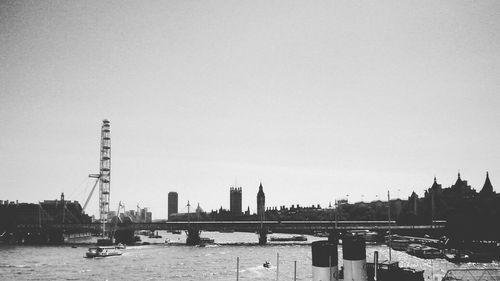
top-left (229, 187), bottom-right (242, 215)
top-left (257, 182), bottom-right (265, 220)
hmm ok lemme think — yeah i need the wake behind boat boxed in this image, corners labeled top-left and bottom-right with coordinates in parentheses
top-left (85, 246), bottom-right (123, 258)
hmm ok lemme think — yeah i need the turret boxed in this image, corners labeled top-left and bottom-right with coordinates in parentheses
top-left (480, 171), bottom-right (494, 195)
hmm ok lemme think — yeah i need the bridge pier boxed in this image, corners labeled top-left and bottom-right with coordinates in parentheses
top-left (328, 230), bottom-right (338, 243)
top-left (114, 229), bottom-right (135, 245)
top-left (258, 228), bottom-right (267, 245)
top-left (48, 229), bottom-right (64, 243)
top-left (186, 227), bottom-right (201, 245)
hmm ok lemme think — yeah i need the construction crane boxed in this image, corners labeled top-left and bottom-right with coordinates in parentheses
top-left (111, 201), bottom-right (125, 242)
top-left (82, 174), bottom-right (100, 212)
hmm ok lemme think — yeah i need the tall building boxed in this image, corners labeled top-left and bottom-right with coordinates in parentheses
top-left (168, 192), bottom-right (178, 219)
top-left (230, 187), bottom-right (242, 215)
top-left (409, 191), bottom-right (419, 215)
top-left (257, 182), bottom-right (265, 220)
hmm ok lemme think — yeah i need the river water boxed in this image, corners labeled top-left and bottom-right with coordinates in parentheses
top-left (1, 231), bottom-right (498, 281)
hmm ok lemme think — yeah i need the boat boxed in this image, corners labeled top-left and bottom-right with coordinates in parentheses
top-left (390, 239), bottom-right (412, 251)
top-left (200, 237), bottom-right (215, 244)
top-left (364, 260), bottom-right (424, 281)
top-left (85, 246), bottom-right (122, 258)
top-left (444, 251), bottom-right (470, 263)
top-left (270, 235), bottom-right (307, 242)
top-left (417, 246), bottom-right (442, 259)
top-left (406, 243), bottom-right (423, 255)
top-left (148, 231), bottom-right (162, 238)
top-left (406, 244), bottom-right (442, 259)
top-left (349, 230), bottom-right (380, 243)
top-left (444, 250), bottom-right (492, 263)
top-left (313, 231), bottom-right (329, 237)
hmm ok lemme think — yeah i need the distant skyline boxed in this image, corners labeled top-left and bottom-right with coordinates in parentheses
top-left (1, 1), bottom-right (500, 219)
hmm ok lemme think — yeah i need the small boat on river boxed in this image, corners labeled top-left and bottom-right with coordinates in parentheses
top-left (85, 246), bottom-right (122, 258)
top-left (149, 231), bottom-right (162, 239)
top-left (270, 235), bottom-right (307, 242)
top-left (200, 237), bottom-right (215, 245)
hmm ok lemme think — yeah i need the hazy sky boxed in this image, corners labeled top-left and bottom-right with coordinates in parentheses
top-left (1, 1), bottom-right (500, 219)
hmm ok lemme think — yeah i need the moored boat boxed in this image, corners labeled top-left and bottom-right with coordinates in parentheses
top-left (348, 230), bottom-right (380, 243)
top-left (406, 243), bottom-right (442, 259)
top-left (148, 231), bottom-right (162, 238)
top-left (313, 231), bottom-right (329, 237)
top-left (444, 250), bottom-right (493, 263)
top-left (417, 246), bottom-right (442, 259)
top-left (270, 235), bottom-right (307, 242)
top-left (365, 260), bottom-right (424, 281)
top-left (390, 239), bottom-right (412, 251)
top-left (406, 243), bottom-right (424, 255)
top-left (200, 237), bottom-right (215, 245)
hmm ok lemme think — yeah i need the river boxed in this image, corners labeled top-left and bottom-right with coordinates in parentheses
top-left (1, 231), bottom-right (498, 280)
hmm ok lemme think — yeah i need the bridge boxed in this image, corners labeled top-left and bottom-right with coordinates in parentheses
top-left (121, 220), bottom-right (445, 244)
top-left (12, 220), bottom-right (446, 245)
top-left (124, 220), bottom-right (445, 232)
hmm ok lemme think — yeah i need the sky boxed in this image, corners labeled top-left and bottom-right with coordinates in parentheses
top-left (1, 1), bottom-right (500, 219)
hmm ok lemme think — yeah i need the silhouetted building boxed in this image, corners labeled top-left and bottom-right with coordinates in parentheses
top-left (168, 192), bottom-right (178, 219)
top-left (431, 176), bottom-right (442, 191)
top-left (409, 191), bottom-right (418, 215)
top-left (480, 171), bottom-right (494, 195)
top-left (449, 172), bottom-right (475, 198)
top-left (0, 193), bottom-right (91, 229)
top-left (425, 177), bottom-right (443, 204)
top-left (257, 182), bottom-right (265, 220)
top-left (229, 187), bottom-right (242, 215)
